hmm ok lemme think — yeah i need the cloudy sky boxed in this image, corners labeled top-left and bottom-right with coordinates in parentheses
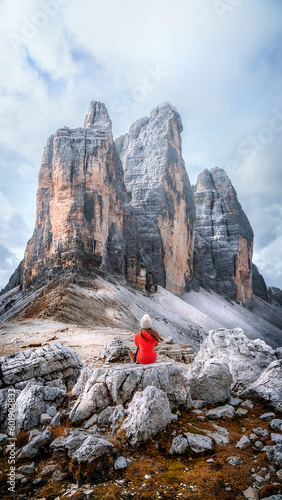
top-left (0, 0), bottom-right (282, 291)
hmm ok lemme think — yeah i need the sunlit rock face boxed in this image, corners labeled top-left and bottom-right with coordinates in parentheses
top-left (116, 103), bottom-right (196, 295)
top-left (22, 102), bottom-right (152, 291)
top-left (193, 167), bottom-right (253, 303)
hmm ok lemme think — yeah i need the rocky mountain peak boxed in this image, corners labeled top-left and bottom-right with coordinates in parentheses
top-left (84, 100), bottom-right (112, 132)
top-left (193, 167), bottom-right (254, 303)
top-left (116, 103), bottom-right (195, 295)
top-left (149, 102), bottom-right (183, 133)
top-left (1, 101), bottom-right (268, 307)
top-left (20, 102), bottom-right (154, 292)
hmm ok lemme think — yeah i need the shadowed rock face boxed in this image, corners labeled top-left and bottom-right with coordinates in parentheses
top-left (193, 167), bottom-right (254, 303)
top-left (252, 263), bottom-right (269, 301)
top-left (116, 103), bottom-right (196, 295)
top-left (21, 102), bottom-right (152, 291)
top-left (268, 286), bottom-right (282, 306)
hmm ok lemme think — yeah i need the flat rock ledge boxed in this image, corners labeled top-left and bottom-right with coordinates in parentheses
top-left (0, 342), bottom-right (83, 434)
top-left (0, 341), bottom-right (83, 390)
top-left (70, 361), bottom-right (192, 424)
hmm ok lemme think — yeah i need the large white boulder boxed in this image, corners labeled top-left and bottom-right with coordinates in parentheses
top-left (70, 362), bottom-right (191, 424)
top-left (13, 384), bottom-right (66, 434)
top-left (240, 360), bottom-right (282, 411)
top-left (188, 358), bottom-right (232, 404)
top-left (192, 328), bottom-right (276, 390)
top-left (121, 386), bottom-right (173, 446)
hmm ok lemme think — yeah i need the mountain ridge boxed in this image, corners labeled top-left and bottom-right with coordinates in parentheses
top-left (1, 101), bottom-right (281, 346)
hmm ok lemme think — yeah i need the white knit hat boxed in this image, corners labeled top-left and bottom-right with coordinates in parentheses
top-left (140, 314), bottom-right (152, 330)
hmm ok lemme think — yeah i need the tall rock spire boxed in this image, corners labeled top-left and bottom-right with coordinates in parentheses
top-left (21, 102), bottom-right (152, 291)
top-left (116, 103), bottom-right (196, 295)
top-left (193, 167), bottom-right (253, 303)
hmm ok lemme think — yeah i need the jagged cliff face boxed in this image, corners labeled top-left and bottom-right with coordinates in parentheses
top-left (193, 167), bottom-right (253, 303)
top-left (116, 104), bottom-right (195, 295)
top-left (3, 101), bottom-right (263, 307)
top-left (22, 102), bottom-right (151, 291)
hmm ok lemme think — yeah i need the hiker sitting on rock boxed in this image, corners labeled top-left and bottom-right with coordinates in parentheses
top-left (129, 314), bottom-right (163, 364)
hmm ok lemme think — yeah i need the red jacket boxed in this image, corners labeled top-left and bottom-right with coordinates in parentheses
top-left (135, 330), bottom-right (158, 364)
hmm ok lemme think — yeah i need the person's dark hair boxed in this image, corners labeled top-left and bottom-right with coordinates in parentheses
top-left (141, 328), bottom-right (163, 342)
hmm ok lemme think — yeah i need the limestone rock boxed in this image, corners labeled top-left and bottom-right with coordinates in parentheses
top-left (157, 344), bottom-right (195, 364)
top-left (49, 429), bottom-right (116, 465)
top-left (188, 357), bottom-right (232, 404)
top-left (40, 413), bottom-right (52, 425)
top-left (46, 406), bottom-right (57, 417)
top-left (71, 435), bottom-right (116, 463)
top-left (185, 432), bottom-right (213, 453)
top-left (13, 384), bottom-right (65, 434)
top-left (109, 404), bottom-right (126, 431)
top-left (229, 397), bottom-right (242, 406)
top-left (97, 406), bottom-right (117, 426)
top-left (121, 386), bottom-right (173, 446)
top-left (236, 435), bottom-right (251, 450)
top-left (206, 404), bottom-right (235, 420)
top-left (69, 379), bottom-right (111, 424)
top-left (266, 444), bottom-right (282, 468)
top-left (18, 463), bottom-right (36, 474)
top-left (50, 436), bottom-right (66, 450)
top-left (28, 429), bottom-right (41, 441)
top-left (203, 424), bottom-right (230, 445)
top-left (271, 434), bottom-right (282, 444)
top-left (41, 464), bottom-right (57, 476)
top-left (270, 420), bottom-right (282, 432)
top-left (169, 435), bottom-right (189, 455)
top-left (50, 412), bottom-right (61, 427)
top-left (193, 328), bottom-right (276, 390)
top-left (193, 167), bottom-right (253, 303)
top-left (70, 362), bottom-right (191, 424)
top-left (98, 340), bottom-right (130, 363)
top-left (71, 367), bottom-right (92, 397)
top-left (243, 486), bottom-right (259, 500)
top-left (18, 429), bottom-right (52, 459)
top-left (64, 430), bottom-right (89, 454)
top-left (116, 103), bottom-right (195, 294)
top-left (240, 360), bottom-right (282, 411)
top-left (31, 478), bottom-right (42, 486)
top-left (169, 432), bottom-right (213, 454)
top-left (260, 412), bottom-right (276, 421)
top-left (236, 408), bottom-right (248, 417)
top-left (226, 456), bottom-right (244, 466)
top-left (0, 342), bottom-right (82, 391)
top-left (84, 413), bottom-right (98, 429)
top-left (114, 456), bottom-right (128, 470)
top-left (241, 399), bottom-right (254, 409)
top-left (252, 428), bottom-right (269, 438)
